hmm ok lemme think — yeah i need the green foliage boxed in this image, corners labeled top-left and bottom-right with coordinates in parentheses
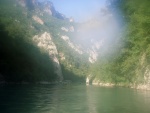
top-left (0, 0), bottom-right (57, 82)
top-left (0, 0), bottom-right (89, 83)
top-left (91, 0), bottom-right (150, 85)
top-left (38, 9), bottom-right (90, 80)
top-left (0, 25), bottom-right (56, 82)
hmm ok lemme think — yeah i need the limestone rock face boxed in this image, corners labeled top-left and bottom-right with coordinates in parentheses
top-left (32, 15), bottom-right (44, 25)
top-left (18, 0), bottom-right (66, 20)
top-left (69, 26), bottom-right (74, 32)
top-left (88, 50), bottom-right (98, 63)
top-left (69, 17), bottom-right (74, 22)
top-left (43, 1), bottom-right (53, 15)
top-left (59, 52), bottom-right (65, 61)
top-left (134, 53), bottom-right (150, 90)
top-left (61, 27), bottom-right (69, 32)
top-left (61, 35), bottom-right (83, 54)
top-left (88, 41), bottom-right (103, 63)
top-left (61, 26), bottom-right (74, 32)
top-left (33, 32), bottom-right (63, 81)
top-left (144, 67), bottom-right (150, 85)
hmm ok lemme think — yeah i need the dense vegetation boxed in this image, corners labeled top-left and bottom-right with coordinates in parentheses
top-left (0, 0), bottom-right (57, 82)
top-left (91, 0), bottom-right (150, 86)
top-left (0, 0), bottom-right (150, 85)
top-left (0, 0), bottom-right (88, 83)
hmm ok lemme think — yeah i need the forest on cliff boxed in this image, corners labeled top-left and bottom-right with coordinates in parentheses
top-left (0, 0), bottom-right (150, 85)
top-left (91, 0), bottom-right (150, 86)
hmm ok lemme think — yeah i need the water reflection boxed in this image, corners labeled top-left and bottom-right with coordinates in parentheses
top-left (86, 86), bottom-right (150, 113)
top-left (86, 86), bottom-right (97, 113)
top-left (0, 85), bottom-right (150, 113)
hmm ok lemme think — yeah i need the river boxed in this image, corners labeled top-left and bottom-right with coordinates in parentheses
top-left (0, 84), bottom-right (150, 113)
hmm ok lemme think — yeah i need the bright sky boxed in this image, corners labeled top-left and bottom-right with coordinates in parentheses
top-left (49, 0), bottom-right (106, 22)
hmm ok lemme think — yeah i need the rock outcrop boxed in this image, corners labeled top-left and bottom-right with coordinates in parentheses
top-left (88, 50), bottom-right (98, 63)
top-left (61, 26), bottom-right (74, 32)
top-left (61, 35), bottom-right (83, 54)
top-left (88, 41), bottom-right (103, 63)
top-left (32, 15), bottom-right (44, 25)
top-left (18, 0), bottom-right (66, 20)
top-left (33, 32), bottom-right (63, 81)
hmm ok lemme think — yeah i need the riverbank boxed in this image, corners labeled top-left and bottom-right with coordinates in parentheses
top-left (92, 79), bottom-right (150, 90)
top-left (0, 80), bottom-right (72, 85)
top-left (1, 79), bottom-right (150, 91)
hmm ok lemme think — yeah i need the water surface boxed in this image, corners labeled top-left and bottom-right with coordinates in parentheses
top-left (0, 84), bottom-right (150, 113)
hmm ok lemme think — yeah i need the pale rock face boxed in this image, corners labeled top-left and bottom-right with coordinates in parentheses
top-left (86, 75), bottom-right (93, 85)
top-left (61, 35), bottom-right (83, 54)
top-left (69, 18), bottom-right (74, 22)
top-left (59, 53), bottom-right (65, 61)
top-left (134, 54), bottom-right (150, 90)
top-left (69, 26), bottom-right (74, 32)
top-left (33, 32), bottom-right (63, 81)
top-left (43, 1), bottom-right (53, 15)
top-left (32, 15), bottom-right (44, 25)
top-left (140, 53), bottom-right (146, 66)
top-left (88, 50), bottom-right (98, 63)
top-left (92, 79), bottom-right (115, 87)
top-left (94, 41), bottom-right (103, 49)
top-left (144, 67), bottom-right (150, 85)
top-left (61, 26), bottom-right (74, 32)
top-left (86, 77), bottom-right (90, 85)
top-left (44, 8), bottom-right (52, 15)
top-left (61, 35), bottom-right (69, 41)
top-left (139, 54), bottom-right (150, 88)
top-left (61, 27), bottom-right (69, 32)
top-left (88, 41), bottom-right (103, 63)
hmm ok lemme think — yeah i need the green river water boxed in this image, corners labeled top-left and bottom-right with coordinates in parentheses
top-left (0, 84), bottom-right (150, 113)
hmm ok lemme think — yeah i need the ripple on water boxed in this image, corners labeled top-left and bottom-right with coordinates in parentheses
top-left (0, 85), bottom-right (150, 113)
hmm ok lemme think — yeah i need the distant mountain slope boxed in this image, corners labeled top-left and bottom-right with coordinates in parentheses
top-left (0, 0), bottom-right (89, 83)
top-left (1, 0), bottom-right (149, 89)
top-left (90, 0), bottom-right (150, 90)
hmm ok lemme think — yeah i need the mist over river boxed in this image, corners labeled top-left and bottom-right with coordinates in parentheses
top-left (0, 84), bottom-right (150, 113)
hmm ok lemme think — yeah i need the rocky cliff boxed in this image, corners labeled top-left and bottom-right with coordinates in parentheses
top-left (0, 0), bottom-right (89, 83)
top-left (33, 32), bottom-right (63, 81)
top-left (1, 0), bottom-right (149, 88)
